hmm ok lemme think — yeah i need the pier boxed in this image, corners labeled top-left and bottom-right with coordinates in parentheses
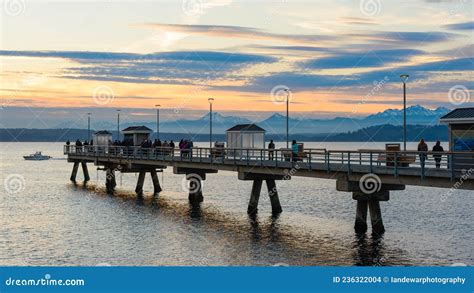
top-left (65, 145), bottom-right (474, 234)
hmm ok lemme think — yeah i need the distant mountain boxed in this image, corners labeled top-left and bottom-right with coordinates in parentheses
top-left (0, 124), bottom-right (448, 142)
top-left (51, 105), bottom-right (451, 135)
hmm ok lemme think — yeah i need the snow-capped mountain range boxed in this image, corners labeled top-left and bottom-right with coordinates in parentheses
top-left (56, 105), bottom-right (451, 135)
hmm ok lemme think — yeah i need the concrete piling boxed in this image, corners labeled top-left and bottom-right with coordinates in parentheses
top-left (266, 179), bottom-right (282, 214)
top-left (81, 162), bottom-right (90, 182)
top-left (70, 162), bottom-right (79, 182)
top-left (105, 168), bottom-right (116, 194)
top-left (150, 170), bottom-right (162, 195)
top-left (368, 200), bottom-right (385, 235)
top-left (135, 170), bottom-right (146, 195)
top-left (354, 200), bottom-right (368, 233)
top-left (187, 173), bottom-right (204, 205)
top-left (247, 180), bottom-right (263, 215)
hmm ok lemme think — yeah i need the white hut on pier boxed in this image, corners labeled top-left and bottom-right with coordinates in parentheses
top-left (226, 124), bottom-right (265, 156)
top-left (122, 126), bottom-right (152, 146)
top-left (93, 130), bottom-right (112, 146)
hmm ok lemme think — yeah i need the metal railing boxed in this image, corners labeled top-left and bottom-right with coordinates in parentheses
top-left (64, 145), bottom-right (474, 180)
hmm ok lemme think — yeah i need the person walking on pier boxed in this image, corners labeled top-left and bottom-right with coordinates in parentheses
top-left (170, 140), bottom-right (175, 157)
top-left (66, 140), bottom-right (70, 152)
top-left (268, 139), bottom-right (275, 160)
top-left (417, 138), bottom-right (428, 168)
top-left (432, 140), bottom-right (444, 169)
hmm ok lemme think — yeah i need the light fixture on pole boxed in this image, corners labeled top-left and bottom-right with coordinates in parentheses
top-left (155, 104), bottom-right (161, 140)
top-left (116, 109), bottom-right (121, 141)
top-left (208, 98), bottom-right (214, 149)
top-left (87, 112), bottom-right (91, 142)
top-left (283, 88), bottom-right (291, 149)
top-left (400, 74), bottom-right (409, 151)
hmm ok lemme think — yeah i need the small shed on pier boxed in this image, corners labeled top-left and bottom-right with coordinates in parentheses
top-left (122, 126), bottom-right (152, 146)
top-left (440, 107), bottom-right (474, 151)
top-left (226, 124), bottom-right (265, 156)
top-left (93, 130), bottom-right (112, 146)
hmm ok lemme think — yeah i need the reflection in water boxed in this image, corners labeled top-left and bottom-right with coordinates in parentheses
top-left (352, 234), bottom-right (386, 266)
top-left (72, 184), bottom-right (411, 266)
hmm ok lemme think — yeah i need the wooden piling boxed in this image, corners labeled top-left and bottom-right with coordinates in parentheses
top-left (70, 162), bottom-right (79, 182)
top-left (135, 170), bottom-right (146, 195)
top-left (81, 162), bottom-right (90, 182)
top-left (150, 170), bottom-right (162, 195)
top-left (247, 180), bottom-right (263, 215)
top-left (354, 200), bottom-right (368, 234)
top-left (265, 179), bottom-right (282, 214)
top-left (368, 200), bottom-right (385, 235)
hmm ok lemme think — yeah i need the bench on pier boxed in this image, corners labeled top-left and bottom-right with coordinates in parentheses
top-left (210, 142), bottom-right (226, 159)
top-left (359, 144), bottom-right (416, 167)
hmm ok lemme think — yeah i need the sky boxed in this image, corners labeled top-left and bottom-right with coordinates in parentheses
top-left (0, 0), bottom-right (473, 128)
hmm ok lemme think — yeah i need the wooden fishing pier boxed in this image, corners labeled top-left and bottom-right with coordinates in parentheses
top-left (65, 145), bottom-right (474, 234)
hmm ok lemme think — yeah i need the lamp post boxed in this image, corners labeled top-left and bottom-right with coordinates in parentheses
top-left (87, 112), bottom-right (91, 142)
top-left (208, 98), bottom-right (214, 149)
top-left (284, 88), bottom-right (291, 148)
top-left (155, 104), bottom-right (161, 140)
top-left (116, 109), bottom-right (121, 141)
top-left (400, 74), bottom-right (409, 151)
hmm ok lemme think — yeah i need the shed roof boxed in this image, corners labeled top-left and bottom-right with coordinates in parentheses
top-left (94, 130), bottom-right (112, 135)
top-left (122, 126), bottom-right (152, 132)
top-left (440, 108), bottom-right (474, 123)
top-left (226, 124), bottom-right (265, 132)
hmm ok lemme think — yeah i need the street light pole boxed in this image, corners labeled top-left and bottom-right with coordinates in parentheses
top-left (87, 112), bottom-right (91, 142)
top-left (400, 75), bottom-right (409, 151)
top-left (117, 109), bottom-right (121, 141)
top-left (284, 88), bottom-right (291, 148)
top-left (155, 104), bottom-right (161, 140)
top-left (208, 98), bottom-right (214, 149)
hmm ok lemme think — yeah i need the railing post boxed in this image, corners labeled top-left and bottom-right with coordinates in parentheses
top-left (450, 153), bottom-right (454, 181)
top-left (260, 149), bottom-right (263, 166)
top-left (347, 152), bottom-right (351, 174)
top-left (246, 149), bottom-right (249, 166)
top-left (394, 152), bottom-right (398, 177)
top-left (326, 151), bottom-right (330, 172)
top-left (308, 152), bottom-right (312, 171)
top-left (369, 152), bottom-right (373, 173)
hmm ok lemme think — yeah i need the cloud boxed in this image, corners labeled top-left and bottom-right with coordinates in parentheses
top-left (349, 31), bottom-right (458, 44)
top-left (301, 49), bottom-right (424, 69)
top-left (1, 50), bottom-right (277, 85)
top-left (138, 23), bottom-right (335, 44)
top-left (444, 21), bottom-right (474, 30)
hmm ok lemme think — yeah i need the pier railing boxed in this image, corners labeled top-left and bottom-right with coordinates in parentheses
top-left (64, 145), bottom-right (474, 180)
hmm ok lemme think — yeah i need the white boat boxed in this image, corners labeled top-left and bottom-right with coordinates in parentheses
top-left (23, 151), bottom-right (52, 161)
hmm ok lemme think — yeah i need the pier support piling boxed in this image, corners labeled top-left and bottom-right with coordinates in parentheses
top-left (150, 170), bottom-right (162, 195)
top-left (368, 200), bottom-right (385, 235)
top-left (187, 173), bottom-right (204, 205)
top-left (70, 162), bottom-right (79, 182)
top-left (135, 170), bottom-right (146, 195)
top-left (81, 162), bottom-right (90, 182)
top-left (247, 180), bottom-right (263, 215)
top-left (241, 172), bottom-right (286, 215)
top-left (354, 200), bottom-right (368, 234)
top-left (266, 179), bottom-right (283, 214)
top-left (105, 168), bottom-right (116, 194)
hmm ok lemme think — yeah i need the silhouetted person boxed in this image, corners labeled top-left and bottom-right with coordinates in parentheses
top-left (291, 140), bottom-right (298, 162)
top-left (268, 139), bottom-right (275, 160)
top-left (417, 138), bottom-right (428, 168)
top-left (432, 140), bottom-right (444, 169)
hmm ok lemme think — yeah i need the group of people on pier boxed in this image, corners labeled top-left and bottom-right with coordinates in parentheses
top-left (67, 137), bottom-right (448, 169)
